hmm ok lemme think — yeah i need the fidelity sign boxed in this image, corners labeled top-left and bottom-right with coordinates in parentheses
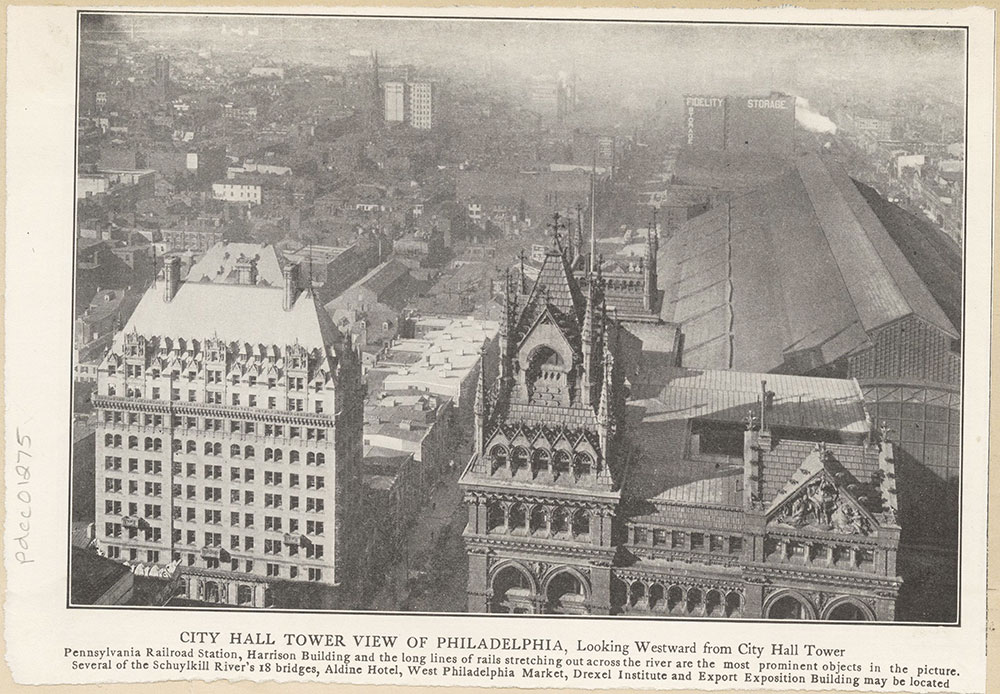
top-left (685, 95), bottom-right (724, 145)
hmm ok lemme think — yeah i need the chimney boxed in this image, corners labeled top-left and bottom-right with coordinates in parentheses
top-left (164, 256), bottom-right (181, 302)
top-left (235, 255), bottom-right (258, 285)
top-left (283, 263), bottom-right (300, 311)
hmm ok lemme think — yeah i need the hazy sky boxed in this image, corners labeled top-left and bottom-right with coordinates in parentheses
top-left (82, 13), bottom-right (966, 104)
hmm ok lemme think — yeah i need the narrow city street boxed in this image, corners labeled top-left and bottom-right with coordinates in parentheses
top-left (369, 465), bottom-right (468, 612)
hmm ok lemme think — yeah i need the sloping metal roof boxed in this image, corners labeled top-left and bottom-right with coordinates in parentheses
top-left (659, 152), bottom-right (957, 373)
top-left (630, 366), bottom-right (870, 435)
top-left (118, 281), bottom-right (340, 356)
top-left (187, 242), bottom-right (287, 286)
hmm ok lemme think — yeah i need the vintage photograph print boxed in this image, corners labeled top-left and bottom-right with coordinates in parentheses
top-left (71, 12), bottom-right (965, 624)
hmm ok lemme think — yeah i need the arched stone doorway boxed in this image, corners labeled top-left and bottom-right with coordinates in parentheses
top-left (490, 564), bottom-right (535, 614)
top-left (765, 592), bottom-right (815, 620)
top-left (544, 570), bottom-right (589, 615)
top-left (824, 598), bottom-right (874, 621)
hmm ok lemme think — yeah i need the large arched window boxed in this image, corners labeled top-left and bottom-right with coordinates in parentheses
top-left (244, 445), bottom-right (255, 459)
top-left (104, 434), bottom-right (114, 447)
top-left (486, 500), bottom-right (504, 532)
top-left (264, 448), bottom-right (273, 461)
top-left (128, 435), bottom-right (138, 450)
top-left (186, 440), bottom-right (196, 453)
top-left (508, 503), bottom-right (527, 533)
top-left (316, 453), bottom-right (325, 466)
top-left (628, 581), bottom-right (646, 608)
top-left (725, 591), bottom-right (743, 617)
top-left (273, 448), bottom-right (283, 463)
top-left (826, 600), bottom-right (871, 621)
top-left (550, 507), bottom-right (569, 536)
top-left (144, 437), bottom-right (153, 451)
top-left (204, 442), bottom-right (214, 455)
top-left (649, 584), bottom-right (665, 610)
top-left (686, 587), bottom-right (703, 614)
top-left (525, 346), bottom-right (562, 399)
top-left (573, 452), bottom-right (592, 478)
top-left (545, 571), bottom-right (586, 614)
top-left (767, 593), bottom-right (811, 620)
top-left (531, 448), bottom-right (550, 475)
top-left (552, 450), bottom-right (571, 477)
top-left (213, 442), bottom-right (222, 456)
top-left (289, 450), bottom-right (300, 464)
top-left (510, 447), bottom-right (529, 475)
top-left (490, 565), bottom-right (534, 614)
top-left (572, 508), bottom-right (590, 538)
top-left (231, 444), bottom-right (241, 458)
top-left (490, 445), bottom-right (508, 473)
top-left (705, 589), bottom-right (724, 617)
top-left (529, 506), bottom-right (548, 534)
top-left (668, 586), bottom-right (685, 613)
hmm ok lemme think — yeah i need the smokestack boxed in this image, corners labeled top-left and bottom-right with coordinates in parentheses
top-left (283, 263), bottom-right (300, 311)
top-left (163, 256), bottom-right (181, 303)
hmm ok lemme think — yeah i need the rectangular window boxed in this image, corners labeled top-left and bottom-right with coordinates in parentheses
top-left (729, 536), bottom-right (743, 554)
top-left (633, 527), bottom-right (647, 545)
top-left (691, 533), bottom-right (705, 550)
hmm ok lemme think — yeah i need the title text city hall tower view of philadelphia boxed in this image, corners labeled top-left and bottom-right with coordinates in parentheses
top-left (72, 14), bottom-right (963, 622)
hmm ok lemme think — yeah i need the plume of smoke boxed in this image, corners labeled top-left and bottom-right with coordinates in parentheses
top-left (794, 96), bottom-right (837, 134)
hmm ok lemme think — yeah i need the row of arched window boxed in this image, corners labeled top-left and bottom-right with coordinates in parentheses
top-left (612, 579), bottom-right (743, 617)
top-left (485, 499), bottom-right (592, 539)
top-left (105, 434), bottom-right (162, 452)
top-left (171, 440), bottom-right (326, 466)
top-left (489, 445), bottom-right (593, 479)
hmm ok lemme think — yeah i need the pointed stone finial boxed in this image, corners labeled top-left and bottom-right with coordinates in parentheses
top-left (548, 212), bottom-right (565, 252)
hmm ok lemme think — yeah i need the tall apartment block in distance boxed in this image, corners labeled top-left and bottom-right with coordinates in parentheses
top-left (383, 81), bottom-right (406, 123)
top-left (92, 243), bottom-right (365, 608)
top-left (383, 81), bottom-right (434, 129)
top-left (408, 82), bottom-right (434, 130)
